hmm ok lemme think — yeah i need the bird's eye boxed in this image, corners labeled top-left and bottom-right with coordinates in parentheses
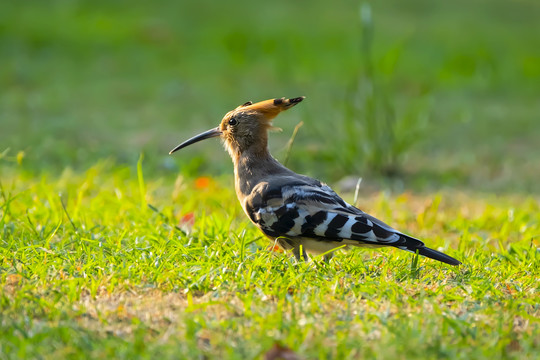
top-left (228, 118), bottom-right (237, 126)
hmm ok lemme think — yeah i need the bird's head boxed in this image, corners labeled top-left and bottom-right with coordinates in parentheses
top-left (169, 96), bottom-right (305, 158)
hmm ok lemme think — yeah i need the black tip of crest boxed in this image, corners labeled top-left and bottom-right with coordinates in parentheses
top-left (273, 96), bottom-right (305, 106)
top-left (288, 96), bottom-right (305, 104)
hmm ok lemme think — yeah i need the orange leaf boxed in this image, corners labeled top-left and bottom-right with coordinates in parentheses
top-left (269, 244), bottom-right (283, 253)
top-left (195, 176), bottom-right (211, 189)
top-left (180, 212), bottom-right (195, 228)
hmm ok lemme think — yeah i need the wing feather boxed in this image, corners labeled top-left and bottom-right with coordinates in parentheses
top-left (245, 182), bottom-right (403, 246)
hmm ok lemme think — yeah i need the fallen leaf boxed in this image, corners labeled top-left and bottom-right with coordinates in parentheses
top-left (264, 343), bottom-right (300, 360)
top-left (195, 176), bottom-right (211, 189)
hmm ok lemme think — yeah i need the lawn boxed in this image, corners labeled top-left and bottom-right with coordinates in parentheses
top-left (1, 0), bottom-right (539, 359)
top-left (1, 165), bottom-right (538, 358)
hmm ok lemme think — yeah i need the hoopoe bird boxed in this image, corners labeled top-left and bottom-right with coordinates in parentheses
top-left (169, 97), bottom-right (461, 266)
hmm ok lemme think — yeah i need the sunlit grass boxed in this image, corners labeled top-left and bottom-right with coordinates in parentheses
top-left (1, 162), bottom-right (538, 359)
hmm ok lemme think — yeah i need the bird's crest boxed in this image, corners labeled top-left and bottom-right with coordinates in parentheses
top-left (235, 97), bottom-right (305, 120)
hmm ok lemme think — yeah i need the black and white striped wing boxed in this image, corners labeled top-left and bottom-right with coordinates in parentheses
top-left (244, 181), bottom-right (408, 247)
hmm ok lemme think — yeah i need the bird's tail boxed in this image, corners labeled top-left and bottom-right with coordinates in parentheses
top-left (396, 234), bottom-right (461, 266)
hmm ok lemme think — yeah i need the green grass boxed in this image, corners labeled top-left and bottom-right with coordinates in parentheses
top-left (1, 162), bottom-right (539, 359)
top-left (1, 0), bottom-right (540, 358)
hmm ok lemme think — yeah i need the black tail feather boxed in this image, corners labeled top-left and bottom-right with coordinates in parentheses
top-left (397, 234), bottom-right (461, 266)
top-left (416, 246), bottom-right (461, 266)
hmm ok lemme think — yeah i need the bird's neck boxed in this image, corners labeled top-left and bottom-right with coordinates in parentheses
top-left (232, 145), bottom-right (284, 197)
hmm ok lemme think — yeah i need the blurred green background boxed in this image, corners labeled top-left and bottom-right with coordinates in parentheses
top-left (1, 0), bottom-right (539, 192)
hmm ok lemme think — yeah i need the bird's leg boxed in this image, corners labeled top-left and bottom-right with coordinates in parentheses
top-left (323, 253), bottom-right (334, 263)
top-left (278, 237), bottom-right (308, 262)
top-left (292, 245), bottom-right (309, 262)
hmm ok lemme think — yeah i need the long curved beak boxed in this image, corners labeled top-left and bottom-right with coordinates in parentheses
top-left (169, 127), bottom-right (222, 154)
